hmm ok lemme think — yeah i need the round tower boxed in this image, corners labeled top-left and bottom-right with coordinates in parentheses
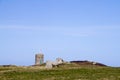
top-left (35, 54), bottom-right (44, 65)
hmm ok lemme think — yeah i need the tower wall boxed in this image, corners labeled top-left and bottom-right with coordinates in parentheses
top-left (35, 54), bottom-right (44, 65)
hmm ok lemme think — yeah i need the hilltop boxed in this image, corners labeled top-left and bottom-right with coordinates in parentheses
top-left (0, 61), bottom-right (120, 80)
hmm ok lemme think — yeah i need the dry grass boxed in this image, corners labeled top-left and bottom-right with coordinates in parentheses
top-left (0, 64), bottom-right (120, 80)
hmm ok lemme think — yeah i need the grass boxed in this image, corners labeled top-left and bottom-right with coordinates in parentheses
top-left (0, 64), bottom-right (120, 80)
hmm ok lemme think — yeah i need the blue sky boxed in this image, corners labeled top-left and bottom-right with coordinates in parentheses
top-left (0, 0), bottom-right (120, 67)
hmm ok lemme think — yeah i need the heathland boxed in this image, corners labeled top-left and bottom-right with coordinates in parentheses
top-left (0, 63), bottom-right (120, 80)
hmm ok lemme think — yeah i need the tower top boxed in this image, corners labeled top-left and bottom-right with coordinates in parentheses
top-left (35, 53), bottom-right (44, 56)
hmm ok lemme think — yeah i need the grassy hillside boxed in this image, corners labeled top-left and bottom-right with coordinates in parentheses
top-left (0, 63), bottom-right (120, 80)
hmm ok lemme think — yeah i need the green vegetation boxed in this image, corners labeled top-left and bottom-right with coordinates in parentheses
top-left (0, 64), bottom-right (120, 80)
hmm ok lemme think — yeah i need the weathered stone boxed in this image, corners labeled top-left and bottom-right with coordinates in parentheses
top-left (45, 61), bottom-right (53, 69)
top-left (35, 54), bottom-right (44, 65)
top-left (45, 58), bottom-right (64, 69)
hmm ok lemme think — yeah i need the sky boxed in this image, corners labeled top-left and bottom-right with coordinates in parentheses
top-left (0, 0), bottom-right (120, 67)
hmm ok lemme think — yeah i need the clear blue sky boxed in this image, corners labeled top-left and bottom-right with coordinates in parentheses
top-left (0, 0), bottom-right (120, 67)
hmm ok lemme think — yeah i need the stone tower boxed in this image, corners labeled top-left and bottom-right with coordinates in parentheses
top-left (35, 53), bottom-right (44, 65)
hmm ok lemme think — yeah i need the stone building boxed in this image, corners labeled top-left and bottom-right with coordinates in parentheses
top-left (35, 53), bottom-right (44, 65)
top-left (45, 58), bottom-right (64, 69)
